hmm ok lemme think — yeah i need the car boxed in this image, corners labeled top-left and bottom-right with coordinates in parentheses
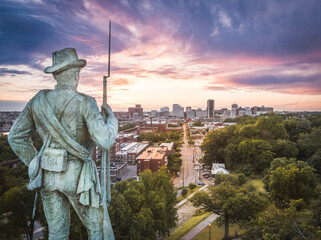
top-left (196, 180), bottom-right (205, 186)
top-left (202, 172), bottom-right (211, 178)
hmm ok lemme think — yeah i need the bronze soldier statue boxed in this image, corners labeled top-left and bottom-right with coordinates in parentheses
top-left (8, 48), bottom-right (118, 239)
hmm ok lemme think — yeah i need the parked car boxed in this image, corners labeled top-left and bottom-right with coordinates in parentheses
top-left (196, 180), bottom-right (205, 186)
top-left (202, 172), bottom-right (211, 178)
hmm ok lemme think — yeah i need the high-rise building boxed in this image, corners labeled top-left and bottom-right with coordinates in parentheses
top-left (186, 106), bottom-right (195, 118)
top-left (150, 110), bottom-right (157, 117)
top-left (231, 103), bottom-right (238, 118)
top-left (172, 104), bottom-right (183, 118)
top-left (160, 107), bottom-right (170, 118)
top-left (207, 99), bottom-right (214, 118)
top-left (128, 104), bottom-right (143, 118)
top-left (196, 108), bottom-right (207, 118)
top-left (245, 107), bottom-right (252, 116)
top-left (161, 107), bottom-right (169, 112)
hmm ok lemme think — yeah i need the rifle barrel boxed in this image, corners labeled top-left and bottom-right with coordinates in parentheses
top-left (108, 21), bottom-right (111, 78)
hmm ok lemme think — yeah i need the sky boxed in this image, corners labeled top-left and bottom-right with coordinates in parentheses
top-left (0, 0), bottom-right (321, 112)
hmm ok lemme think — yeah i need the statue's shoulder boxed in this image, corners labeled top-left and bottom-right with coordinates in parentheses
top-left (31, 89), bottom-right (52, 102)
top-left (77, 92), bottom-right (96, 103)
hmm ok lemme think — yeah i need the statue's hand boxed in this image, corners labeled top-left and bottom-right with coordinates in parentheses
top-left (102, 104), bottom-right (114, 117)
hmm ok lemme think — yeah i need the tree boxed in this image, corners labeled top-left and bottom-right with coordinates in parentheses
top-left (310, 190), bottom-right (321, 229)
top-left (236, 139), bottom-right (274, 174)
top-left (181, 188), bottom-right (188, 197)
top-left (244, 200), bottom-right (320, 240)
top-left (284, 118), bottom-right (311, 142)
top-left (193, 121), bottom-right (203, 127)
top-left (201, 125), bottom-right (237, 165)
top-left (0, 185), bottom-right (46, 240)
top-left (188, 139), bottom-right (194, 145)
top-left (0, 136), bottom-right (16, 163)
top-left (307, 114), bottom-right (321, 128)
top-left (255, 114), bottom-right (288, 140)
top-left (264, 158), bottom-right (318, 205)
top-left (308, 150), bottom-right (321, 176)
top-left (109, 167), bottom-right (177, 239)
top-left (191, 182), bottom-right (268, 240)
top-left (214, 174), bottom-right (246, 187)
top-left (188, 183), bottom-right (196, 190)
top-left (297, 127), bottom-right (321, 161)
top-left (167, 153), bottom-right (182, 173)
top-left (237, 124), bottom-right (260, 139)
top-left (0, 166), bottom-right (21, 196)
top-left (272, 139), bottom-right (298, 159)
top-left (224, 143), bottom-right (238, 170)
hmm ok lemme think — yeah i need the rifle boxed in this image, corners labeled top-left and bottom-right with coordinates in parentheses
top-left (101, 20), bottom-right (115, 239)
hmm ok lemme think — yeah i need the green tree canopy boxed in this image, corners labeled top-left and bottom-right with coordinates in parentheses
top-left (109, 167), bottom-right (177, 239)
top-left (255, 114), bottom-right (288, 140)
top-left (237, 139), bottom-right (274, 174)
top-left (201, 125), bottom-right (237, 165)
top-left (264, 158), bottom-right (318, 205)
top-left (0, 136), bottom-right (16, 163)
top-left (272, 139), bottom-right (299, 159)
top-left (283, 118), bottom-right (311, 142)
top-left (297, 127), bottom-right (321, 161)
top-left (0, 185), bottom-right (45, 240)
top-left (307, 114), bottom-right (321, 128)
top-left (244, 200), bottom-right (320, 240)
top-left (191, 182), bottom-right (268, 240)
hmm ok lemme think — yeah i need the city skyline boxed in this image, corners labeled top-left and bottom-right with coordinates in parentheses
top-left (1, 0), bottom-right (321, 112)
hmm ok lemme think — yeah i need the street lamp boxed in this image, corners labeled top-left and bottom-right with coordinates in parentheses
top-left (208, 222), bottom-right (211, 240)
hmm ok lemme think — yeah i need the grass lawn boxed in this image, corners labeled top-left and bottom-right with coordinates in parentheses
top-left (245, 177), bottom-right (266, 194)
top-left (166, 212), bottom-right (211, 240)
top-left (193, 220), bottom-right (244, 240)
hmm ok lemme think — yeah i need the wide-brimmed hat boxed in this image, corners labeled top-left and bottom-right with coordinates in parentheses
top-left (44, 48), bottom-right (86, 74)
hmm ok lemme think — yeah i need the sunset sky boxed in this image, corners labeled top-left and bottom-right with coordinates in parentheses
top-left (0, 0), bottom-right (321, 111)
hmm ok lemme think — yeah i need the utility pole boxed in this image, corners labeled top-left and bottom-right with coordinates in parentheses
top-left (182, 167), bottom-right (184, 188)
top-left (192, 146), bottom-right (195, 163)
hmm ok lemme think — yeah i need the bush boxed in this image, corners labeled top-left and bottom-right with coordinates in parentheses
top-left (214, 174), bottom-right (246, 186)
top-left (181, 188), bottom-right (188, 197)
top-left (188, 139), bottom-right (195, 145)
top-left (237, 173), bottom-right (246, 186)
top-left (188, 183), bottom-right (197, 190)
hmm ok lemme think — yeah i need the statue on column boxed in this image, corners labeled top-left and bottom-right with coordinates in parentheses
top-left (8, 48), bottom-right (118, 239)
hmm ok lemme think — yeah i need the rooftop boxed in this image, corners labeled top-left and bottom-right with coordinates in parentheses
top-left (116, 142), bottom-right (149, 155)
top-left (137, 147), bottom-right (167, 160)
top-left (159, 142), bottom-right (174, 151)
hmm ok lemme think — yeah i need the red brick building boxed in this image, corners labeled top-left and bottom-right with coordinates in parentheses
top-left (136, 146), bottom-right (168, 175)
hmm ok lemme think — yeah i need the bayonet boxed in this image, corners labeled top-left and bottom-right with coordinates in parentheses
top-left (101, 20), bottom-right (115, 239)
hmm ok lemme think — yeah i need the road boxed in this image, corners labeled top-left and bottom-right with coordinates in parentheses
top-left (174, 124), bottom-right (203, 188)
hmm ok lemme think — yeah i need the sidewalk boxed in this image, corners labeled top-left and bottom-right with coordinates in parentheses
top-left (176, 185), bottom-right (207, 208)
top-left (180, 213), bottom-right (218, 240)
